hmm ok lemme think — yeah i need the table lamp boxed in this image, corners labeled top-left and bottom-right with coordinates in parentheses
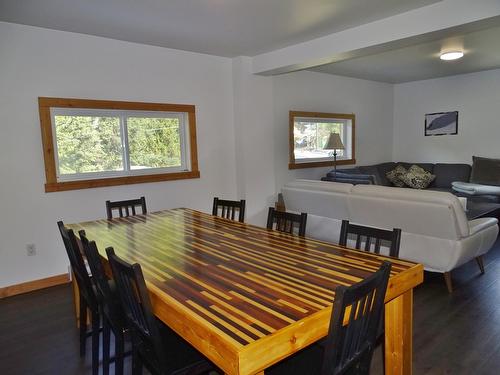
top-left (323, 132), bottom-right (345, 179)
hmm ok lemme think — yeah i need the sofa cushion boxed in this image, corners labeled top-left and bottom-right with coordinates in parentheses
top-left (399, 162), bottom-right (434, 173)
top-left (288, 179), bottom-right (354, 194)
top-left (327, 171), bottom-right (375, 181)
top-left (433, 163), bottom-right (471, 188)
top-left (401, 165), bottom-right (436, 189)
top-left (350, 184), bottom-right (470, 239)
top-left (368, 162), bottom-right (397, 186)
top-left (386, 165), bottom-right (407, 187)
top-left (336, 167), bottom-right (360, 174)
top-left (428, 187), bottom-right (454, 194)
top-left (355, 166), bottom-right (380, 185)
top-left (470, 156), bottom-right (500, 186)
top-left (321, 176), bottom-right (373, 185)
top-left (282, 180), bottom-right (352, 223)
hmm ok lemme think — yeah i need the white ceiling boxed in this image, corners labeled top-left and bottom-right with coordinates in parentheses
top-left (311, 23), bottom-right (500, 83)
top-left (0, 0), bottom-right (439, 57)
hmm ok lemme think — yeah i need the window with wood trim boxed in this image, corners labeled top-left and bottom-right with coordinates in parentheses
top-left (289, 111), bottom-right (355, 169)
top-left (39, 98), bottom-right (199, 192)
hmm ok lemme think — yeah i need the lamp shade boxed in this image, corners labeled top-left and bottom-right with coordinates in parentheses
top-left (323, 132), bottom-right (344, 150)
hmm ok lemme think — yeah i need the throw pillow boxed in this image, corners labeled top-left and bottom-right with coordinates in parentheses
top-left (386, 165), bottom-right (407, 187)
top-left (470, 156), bottom-right (500, 186)
top-left (401, 165), bottom-right (436, 189)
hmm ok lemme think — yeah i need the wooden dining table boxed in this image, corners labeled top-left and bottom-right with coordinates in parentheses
top-left (67, 208), bottom-right (423, 375)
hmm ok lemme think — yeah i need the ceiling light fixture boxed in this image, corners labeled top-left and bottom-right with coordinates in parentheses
top-left (440, 51), bottom-right (464, 61)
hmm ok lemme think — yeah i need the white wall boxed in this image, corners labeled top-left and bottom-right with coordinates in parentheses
top-left (232, 57), bottom-right (276, 225)
top-left (272, 70), bottom-right (394, 190)
top-left (0, 22), bottom-right (237, 287)
top-left (393, 69), bottom-right (500, 163)
top-left (0, 23), bottom-right (396, 288)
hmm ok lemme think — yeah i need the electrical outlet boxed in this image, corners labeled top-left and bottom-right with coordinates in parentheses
top-left (26, 243), bottom-right (36, 256)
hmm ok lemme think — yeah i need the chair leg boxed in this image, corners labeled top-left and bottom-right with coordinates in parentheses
top-left (444, 272), bottom-right (453, 293)
top-left (381, 338), bottom-right (386, 375)
top-left (91, 310), bottom-right (100, 375)
top-left (79, 296), bottom-right (88, 358)
top-left (376, 315), bottom-right (386, 374)
top-left (132, 348), bottom-right (142, 375)
top-left (476, 256), bottom-right (485, 274)
top-left (115, 330), bottom-right (125, 375)
top-left (102, 319), bottom-right (111, 375)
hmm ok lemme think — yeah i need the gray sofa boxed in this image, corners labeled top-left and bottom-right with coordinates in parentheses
top-left (322, 162), bottom-right (500, 203)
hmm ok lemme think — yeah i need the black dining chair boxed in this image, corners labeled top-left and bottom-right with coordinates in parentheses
top-left (266, 207), bottom-right (307, 237)
top-left (106, 247), bottom-right (217, 375)
top-left (339, 220), bottom-right (402, 258)
top-left (339, 220), bottom-right (401, 374)
top-left (212, 197), bottom-right (246, 222)
top-left (57, 221), bottom-right (100, 375)
top-left (79, 231), bottom-right (129, 375)
top-left (106, 196), bottom-right (147, 220)
top-left (267, 261), bottom-right (392, 375)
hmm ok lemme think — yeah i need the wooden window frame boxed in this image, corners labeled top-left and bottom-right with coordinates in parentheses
top-left (39, 97), bottom-right (200, 192)
top-left (289, 111), bottom-right (356, 170)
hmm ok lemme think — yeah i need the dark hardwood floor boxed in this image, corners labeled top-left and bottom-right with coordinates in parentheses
top-left (2, 238), bottom-right (500, 374)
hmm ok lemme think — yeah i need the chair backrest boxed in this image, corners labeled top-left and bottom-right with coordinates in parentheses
top-left (339, 220), bottom-right (402, 258)
top-left (212, 197), bottom-right (246, 222)
top-left (266, 207), bottom-right (307, 237)
top-left (321, 261), bottom-right (392, 375)
top-left (57, 221), bottom-right (96, 306)
top-left (106, 196), bottom-right (147, 220)
top-left (106, 247), bottom-right (167, 372)
top-left (79, 231), bottom-right (114, 304)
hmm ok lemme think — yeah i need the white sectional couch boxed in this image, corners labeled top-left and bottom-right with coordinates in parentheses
top-left (282, 179), bottom-right (499, 291)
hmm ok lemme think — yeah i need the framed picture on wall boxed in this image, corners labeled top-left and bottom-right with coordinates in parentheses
top-left (424, 111), bottom-right (458, 136)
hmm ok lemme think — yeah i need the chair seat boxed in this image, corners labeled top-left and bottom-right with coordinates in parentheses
top-left (170, 360), bottom-right (216, 375)
top-left (266, 343), bottom-right (324, 375)
top-left (141, 321), bottom-right (218, 375)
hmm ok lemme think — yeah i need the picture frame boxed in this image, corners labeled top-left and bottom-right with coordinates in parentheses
top-left (424, 111), bottom-right (458, 136)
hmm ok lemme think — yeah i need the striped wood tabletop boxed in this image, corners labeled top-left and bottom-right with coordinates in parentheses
top-left (68, 208), bottom-right (423, 375)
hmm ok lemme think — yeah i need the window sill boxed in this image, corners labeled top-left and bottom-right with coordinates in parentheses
top-left (288, 158), bottom-right (356, 170)
top-left (44, 170), bottom-right (200, 192)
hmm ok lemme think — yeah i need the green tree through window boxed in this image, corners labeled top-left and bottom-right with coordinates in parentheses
top-left (55, 115), bottom-right (122, 174)
top-left (54, 114), bottom-right (185, 177)
top-left (128, 117), bottom-right (181, 169)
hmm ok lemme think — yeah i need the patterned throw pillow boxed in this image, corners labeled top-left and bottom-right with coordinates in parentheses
top-left (386, 165), bottom-right (407, 187)
top-left (401, 165), bottom-right (436, 189)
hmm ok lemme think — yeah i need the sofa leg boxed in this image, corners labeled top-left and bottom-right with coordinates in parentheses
top-left (444, 272), bottom-right (453, 293)
top-left (476, 256), bottom-right (485, 274)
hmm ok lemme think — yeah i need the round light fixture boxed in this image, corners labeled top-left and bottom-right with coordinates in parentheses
top-left (440, 51), bottom-right (464, 61)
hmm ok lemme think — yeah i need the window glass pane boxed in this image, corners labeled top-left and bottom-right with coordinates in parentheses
top-left (127, 117), bottom-right (182, 169)
top-left (294, 120), bottom-right (344, 160)
top-left (54, 115), bottom-right (123, 174)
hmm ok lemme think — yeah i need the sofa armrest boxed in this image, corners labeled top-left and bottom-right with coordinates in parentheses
top-left (468, 217), bottom-right (499, 236)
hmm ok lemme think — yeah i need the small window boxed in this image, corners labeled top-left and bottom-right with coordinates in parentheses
top-left (39, 98), bottom-right (199, 192)
top-left (289, 111), bottom-right (355, 169)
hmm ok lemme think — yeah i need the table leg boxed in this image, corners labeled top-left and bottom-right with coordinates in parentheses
top-left (385, 289), bottom-right (413, 375)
